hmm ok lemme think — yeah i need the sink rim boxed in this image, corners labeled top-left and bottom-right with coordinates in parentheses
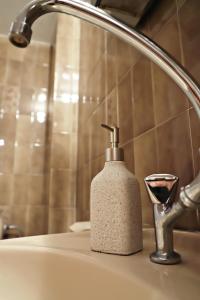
top-left (0, 243), bottom-right (160, 300)
top-left (0, 229), bottom-right (200, 300)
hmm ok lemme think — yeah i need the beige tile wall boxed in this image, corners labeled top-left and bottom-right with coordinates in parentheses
top-left (76, 0), bottom-right (200, 230)
top-left (0, 0), bottom-right (199, 235)
top-left (47, 15), bottom-right (79, 233)
top-left (0, 35), bottom-right (51, 236)
top-left (0, 15), bottom-right (81, 236)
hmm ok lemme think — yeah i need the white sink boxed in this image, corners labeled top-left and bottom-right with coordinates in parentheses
top-left (0, 245), bottom-right (154, 300)
top-left (0, 229), bottom-right (199, 300)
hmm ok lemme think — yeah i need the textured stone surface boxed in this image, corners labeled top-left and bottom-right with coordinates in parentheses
top-left (90, 161), bottom-right (143, 255)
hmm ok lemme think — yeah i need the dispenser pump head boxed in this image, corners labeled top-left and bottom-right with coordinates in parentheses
top-left (101, 124), bottom-right (124, 162)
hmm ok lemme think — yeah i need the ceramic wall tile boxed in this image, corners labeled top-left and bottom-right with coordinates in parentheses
top-left (49, 170), bottom-right (74, 208)
top-left (118, 70), bottom-right (134, 144)
top-left (106, 87), bottom-right (118, 127)
top-left (7, 43), bottom-right (25, 62)
top-left (123, 140), bottom-right (135, 174)
top-left (0, 174), bottom-right (13, 205)
top-left (51, 133), bottom-right (70, 169)
top-left (156, 111), bottom-right (198, 229)
top-left (77, 126), bottom-right (91, 169)
top-left (89, 53), bottom-right (106, 104)
top-left (30, 145), bottom-right (47, 174)
top-left (90, 101), bottom-right (107, 160)
top-left (28, 175), bottom-right (47, 205)
top-left (80, 21), bottom-right (105, 75)
top-left (53, 102), bottom-right (77, 134)
top-left (26, 205), bottom-right (48, 236)
top-left (134, 129), bottom-right (157, 227)
top-left (37, 44), bottom-right (51, 65)
top-left (46, 16), bottom-right (79, 233)
top-left (0, 143), bottom-right (14, 173)
top-left (12, 175), bottom-right (29, 205)
top-left (148, 0), bottom-right (177, 37)
top-left (6, 60), bottom-right (22, 86)
top-left (23, 43), bottom-right (38, 62)
top-left (2, 85), bottom-right (20, 113)
top-left (0, 113), bottom-right (16, 143)
top-left (76, 166), bottom-right (90, 221)
top-left (78, 101), bottom-right (96, 132)
top-left (31, 119), bottom-right (47, 145)
top-left (14, 145), bottom-right (31, 174)
top-left (153, 63), bottom-right (189, 125)
top-left (48, 207), bottom-right (75, 234)
top-left (179, 0), bottom-right (200, 84)
top-left (0, 58), bottom-right (6, 83)
top-left (6, 43), bottom-right (26, 63)
top-left (21, 60), bottom-right (36, 88)
top-left (156, 111), bottom-right (193, 187)
top-left (0, 36), bottom-right (8, 58)
top-left (16, 115), bottom-right (32, 146)
top-left (9, 205), bottom-right (28, 235)
top-left (91, 155), bottom-right (105, 180)
top-left (106, 33), bottom-right (117, 94)
top-left (35, 64), bottom-right (49, 89)
top-left (116, 38), bottom-right (134, 82)
top-left (189, 108), bottom-right (200, 176)
top-left (152, 16), bottom-right (188, 125)
top-left (0, 36), bottom-right (51, 236)
top-left (19, 87), bottom-right (35, 115)
top-left (132, 57), bottom-right (155, 137)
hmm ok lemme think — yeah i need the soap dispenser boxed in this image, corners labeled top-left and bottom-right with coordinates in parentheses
top-left (90, 124), bottom-right (143, 255)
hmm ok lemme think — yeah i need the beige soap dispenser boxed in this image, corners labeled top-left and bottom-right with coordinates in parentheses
top-left (90, 124), bottom-right (143, 255)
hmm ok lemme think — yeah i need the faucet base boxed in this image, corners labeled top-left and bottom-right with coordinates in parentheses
top-left (150, 251), bottom-right (181, 265)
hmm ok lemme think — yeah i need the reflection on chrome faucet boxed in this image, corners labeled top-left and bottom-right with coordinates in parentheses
top-left (8, 0), bottom-right (200, 264)
top-left (145, 174), bottom-right (182, 264)
top-left (144, 172), bottom-right (200, 264)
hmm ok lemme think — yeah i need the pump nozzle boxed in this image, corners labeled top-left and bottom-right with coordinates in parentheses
top-left (101, 124), bottom-right (124, 161)
top-left (101, 124), bottom-right (119, 148)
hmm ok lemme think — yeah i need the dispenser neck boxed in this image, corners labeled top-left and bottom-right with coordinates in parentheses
top-left (105, 147), bottom-right (124, 162)
top-left (101, 124), bottom-right (124, 162)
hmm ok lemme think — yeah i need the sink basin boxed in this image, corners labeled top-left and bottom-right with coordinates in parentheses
top-left (0, 245), bottom-right (155, 300)
top-left (0, 229), bottom-right (199, 300)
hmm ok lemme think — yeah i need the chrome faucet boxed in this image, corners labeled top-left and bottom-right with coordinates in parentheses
top-left (144, 172), bottom-right (200, 264)
top-left (9, 0), bottom-right (200, 264)
top-left (145, 174), bottom-right (182, 264)
top-left (145, 172), bottom-right (200, 264)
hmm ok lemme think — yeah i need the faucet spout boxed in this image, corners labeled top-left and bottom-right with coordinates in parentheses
top-left (9, 0), bottom-right (56, 47)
